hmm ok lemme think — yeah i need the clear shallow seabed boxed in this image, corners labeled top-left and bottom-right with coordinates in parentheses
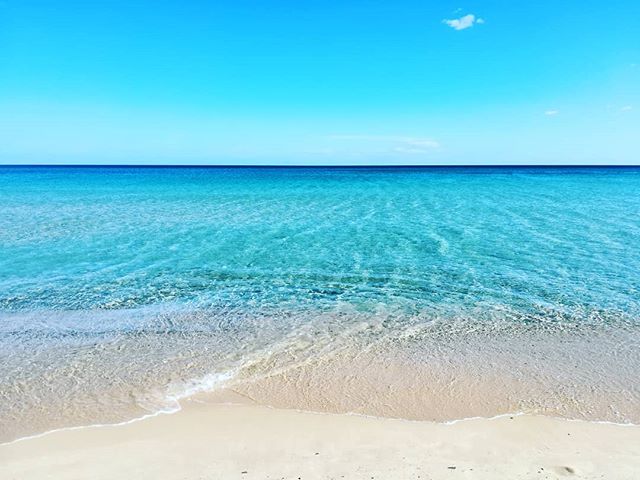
top-left (1, 166), bottom-right (639, 441)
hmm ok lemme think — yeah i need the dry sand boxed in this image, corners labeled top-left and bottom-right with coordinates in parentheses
top-left (1, 400), bottom-right (639, 480)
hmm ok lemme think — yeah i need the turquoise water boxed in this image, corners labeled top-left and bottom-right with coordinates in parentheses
top-left (1, 166), bottom-right (640, 440)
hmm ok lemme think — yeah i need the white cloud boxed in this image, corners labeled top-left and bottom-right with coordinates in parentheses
top-left (329, 135), bottom-right (440, 154)
top-left (621, 105), bottom-right (633, 111)
top-left (443, 14), bottom-right (484, 30)
top-left (403, 138), bottom-right (440, 149)
top-left (394, 146), bottom-right (434, 154)
top-left (545, 110), bottom-right (559, 116)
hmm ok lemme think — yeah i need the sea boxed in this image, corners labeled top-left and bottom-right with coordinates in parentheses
top-left (1, 166), bottom-right (639, 441)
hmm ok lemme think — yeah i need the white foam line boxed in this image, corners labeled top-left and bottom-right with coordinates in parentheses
top-left (1, 406), bottom-right (178, 446)
top-left (4, 379), bottom-right (639, 446)
top-left (257, 404), bottom-right (531, 426)
top-left (4, 403), bottom-right (638, 448)
top-left (2, 370), bottom-right (237, 446)
top-left (214, 401), bottom-right (640, 429)
top-left (340, 409), bottom-right (640, 428)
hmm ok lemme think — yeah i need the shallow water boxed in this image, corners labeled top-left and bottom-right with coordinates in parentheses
top-left (1, 166), bottom-right (639, 441)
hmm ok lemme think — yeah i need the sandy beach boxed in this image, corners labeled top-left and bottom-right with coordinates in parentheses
top-left (2, 400), bottom-right (639, 480)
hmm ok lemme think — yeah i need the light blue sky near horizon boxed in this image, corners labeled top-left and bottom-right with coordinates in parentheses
top-left (0, 0), bottom-right (638, 165)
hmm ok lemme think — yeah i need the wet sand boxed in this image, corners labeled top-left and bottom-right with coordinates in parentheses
top-left (2, 400), bottom-right (639, 479)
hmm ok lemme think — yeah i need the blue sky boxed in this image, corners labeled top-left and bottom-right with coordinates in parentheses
top-left (0, 0), bottom-right (638, 165)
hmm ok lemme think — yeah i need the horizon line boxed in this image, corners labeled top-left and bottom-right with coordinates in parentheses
top-left (1, 164), bottom-right (640, 169)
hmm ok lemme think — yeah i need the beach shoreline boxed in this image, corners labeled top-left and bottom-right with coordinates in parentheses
top-left (3, 168), bottom-right (640, 477)
top-left (2, 400), bottom-right (639, 480)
